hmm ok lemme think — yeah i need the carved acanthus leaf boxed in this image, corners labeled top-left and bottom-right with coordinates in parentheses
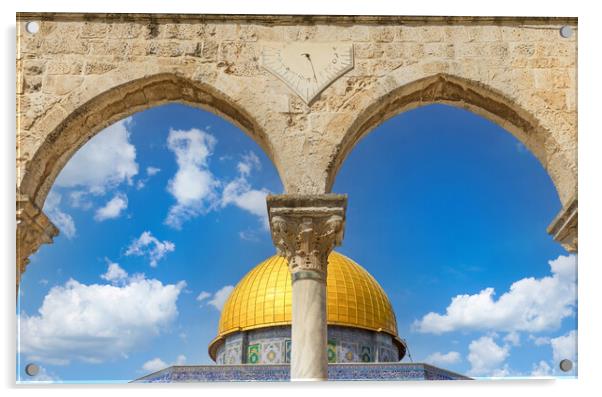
top-left (267, 195), bottom-right (347, 277)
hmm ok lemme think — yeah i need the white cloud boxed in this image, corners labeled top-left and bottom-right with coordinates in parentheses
top-left (467, 336), bottom-right (510, 376)
top-left (165, 128), bottom-right (220, 229)
top-left (196, 291), bottom-right (211, 305)
top-left (55, 118), bottom-right (138, 194)
top-left (141, 354), bottom-right (186, 374)
top-left (425, 351), bottom-right (461, 366)
top-left (26, 366), bottom-right (60, 383)
top-left (162, 130), bottom-right (271, 230)
top-left (528, 330), bottom-right (577, 375)
top-left (551, 330), bottom-right (577, 374)
top-left (94, 193), bottom-right (128, 221)
top-left (239, 230), bottom-right (260, 242)
top-left (43, 191), bottom-right (76, 239)
top-left (125, 231), bottom-right (175, 267)
top-left (490, 364), bottom-right (512, 377)
top-left (237, 151), bottom-right (260, 177)
top-left (19, 275), bottom-right (186, 365)
top-left (68, 190), bottom-right (93, 210)
top-left (142, 358), bottom-right (167, 373)
top-left (220, 151), bottom-right (270, 228)
top-left (221, 178), bottom-right (270, 228)
top-left (504, 331), bottom-right (521, 347)
top-left (207, 285), bottom-right (235, 311)
top-left (413, 254), bottom-right (577, 334)
top-left (136, 167), bottom-right (162, 190)
top-left (146, 166), bottom-right (161, 176)
top-left (529, 335), bottom-right (550, 346)
top-left (531, 360), bottom-right (552, 377)
top-left (100, 261), bottom-right (128, 284)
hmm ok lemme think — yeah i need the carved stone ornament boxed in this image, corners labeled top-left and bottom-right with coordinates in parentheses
top-left (267, 194), bottom-right (347, 278)
top-left (547, 195), bottom-right (578, 253)
top-left (16, 195), bottom-right (58, 288)
top-left (261, 42), bottom-right (354, 104)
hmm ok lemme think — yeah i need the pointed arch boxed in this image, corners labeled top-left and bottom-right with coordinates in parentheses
top-left (18, 73), bottom-right (282, 209)
top-left (326, 73), bottom-right (575, 207)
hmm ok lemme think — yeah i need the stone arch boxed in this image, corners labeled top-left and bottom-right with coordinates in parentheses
top-left (16, 72), bottom-right (285, 285)
top-left (18, 72), bottom-right (282, 210)
top-left (325, 73), bottom-right (575, 208)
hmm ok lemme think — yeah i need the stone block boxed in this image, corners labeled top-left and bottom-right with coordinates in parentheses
top-left (42, 75), bottom-right (84, 95)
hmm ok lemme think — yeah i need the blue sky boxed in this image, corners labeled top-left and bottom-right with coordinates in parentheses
top-left (16, 103), bottom-right (577, 382)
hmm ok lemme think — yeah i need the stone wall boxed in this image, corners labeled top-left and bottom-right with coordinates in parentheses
top-left (15, 14), bottom-right (579, 282)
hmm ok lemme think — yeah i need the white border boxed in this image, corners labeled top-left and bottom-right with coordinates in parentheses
top-left (2, 1), bottom-right (600, 397)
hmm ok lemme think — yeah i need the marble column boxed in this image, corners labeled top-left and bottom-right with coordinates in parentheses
top-left (16, 195), bottom-right (58, 296)
top-left (267, 194), bottom-right (346, 381)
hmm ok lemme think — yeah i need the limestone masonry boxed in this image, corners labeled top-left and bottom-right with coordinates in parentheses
top-left (16, 14), bottom-right (578, 287)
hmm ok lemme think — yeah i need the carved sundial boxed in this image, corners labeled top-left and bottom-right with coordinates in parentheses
top-left (261, 42), bottom-right (354, 104)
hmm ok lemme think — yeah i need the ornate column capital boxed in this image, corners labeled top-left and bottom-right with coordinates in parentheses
top-left (547, 195), bottom-right (578, 253)
top-left (267, 194), bottom-right (347, 281)
top-left (16, 194), bottom-right (59, 287)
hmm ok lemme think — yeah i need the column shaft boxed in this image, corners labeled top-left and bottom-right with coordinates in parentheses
top-left (291, 276), bottom-right (328, 380)
top-left (267, 194), bottom-right (347, 382)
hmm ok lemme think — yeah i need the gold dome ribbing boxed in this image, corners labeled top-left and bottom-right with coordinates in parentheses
top-left (209, 251), bottom-right (399, 358)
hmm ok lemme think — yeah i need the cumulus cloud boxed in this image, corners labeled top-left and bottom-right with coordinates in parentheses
top-left (196, 291), bottom-right (211, 305)
top-left (490, 365), bottom-right (513, 377)
top-left (220, 151), bottom-right (270, 229)
top-left (18, 272), bottom-right (186, 365)
top-left (24, 366), bottom-right (60, 383)
top-left (146, 166), bottom-right (161, 176)
top-left (165, 128), bottom-right (220, 229)
top-left (175, 354), bottom-right (187, 365)
top-left (425, 351), bottom-right (461, 366)
top-left (467, 336), bottom-right (510, 376)
top-left (100, 261), bottom-right (129, 284)
top-left (94, 193), bottom-right (128, 221)
top-left (527, 330), bottom-right (577, 375)
top-left (503, 331), bottom-right (521, 347)
top-left (236, 152), bottom-right (260, 177)
top-left (209, 285), bottom-right (234, 310)
top-left (551, 330), bottom-right (577, 374)
top-left (531, 360), bottom-right (552, 377)
top-left (197, 285), bottom-right (235, 311)
top-left (141, 354), bottom-right (186, 373)
top-left (162, 129), bottom-right (271, 231)
top-left (68, 190), bottom-right (93, 210)
top-left (43, 191), bottom-right (76, 239)
top-left (136, 166), bottom-right (162, 190)
top-left (142, 358), bottom-right (167, 373)
top-left (221, 179), bottom-right (270, 228)
top-left (413, 254), bottom-right (577, 334)
top-left (529, 335), bottom-right (550, 346)
top-left (125, 231), bottom-right (175, 267)
top-left (162, 129), bottom-right (272, 230)
top-left (55, 118), bottom-right (138, 194)
top-left (239, 230), bottom-right (260, 242)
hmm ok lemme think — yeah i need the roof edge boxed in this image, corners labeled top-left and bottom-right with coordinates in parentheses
top-left (16, 13), bottom-right (577, 26)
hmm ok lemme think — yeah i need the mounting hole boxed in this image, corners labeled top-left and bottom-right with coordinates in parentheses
top-left (560, 26), bottom-right (573, 38)
top-left (559, 359), bottom-right (573, 372)
top-left (25, 363), bottom-right (40, 377)
top-left (25, 21), bottom-right (40, 34)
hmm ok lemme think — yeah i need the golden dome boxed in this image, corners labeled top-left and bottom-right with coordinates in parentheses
top-left (209, 251), bottom-right (402, 360)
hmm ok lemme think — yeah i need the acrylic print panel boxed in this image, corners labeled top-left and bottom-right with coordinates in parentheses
top-left (16, 13), bottom-right (577, 383)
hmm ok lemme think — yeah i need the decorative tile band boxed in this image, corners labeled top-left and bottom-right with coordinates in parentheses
top-left (132, 363), bottom-right (471, 383)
